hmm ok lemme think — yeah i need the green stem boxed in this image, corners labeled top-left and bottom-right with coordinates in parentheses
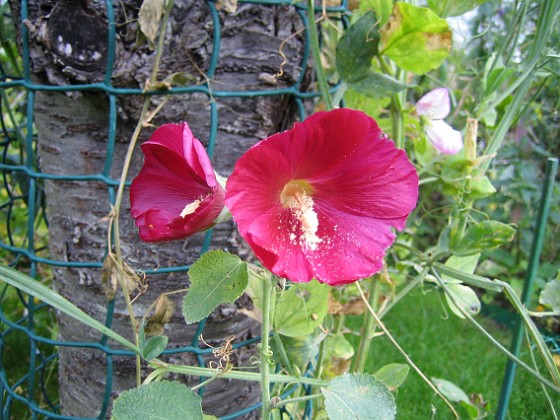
top-left (378, 267), bottom-right (429, 319)
top-left (272, 331), bottom-right (296, 377)
top-left (355, 282), bottom-right (460, 419)
top-left (271, 393), bottom-right (322, 409)
top-left (352, 276), bottom-right (380, 373)
top-left (261, 273), bottom-right (273, 420)
top-left (430, 268), bottom-right (560, 392)
top-left (307, 0), bottom-right (333, 110)
top-left (148, 361), bottom-right (329, 387)
top-left (109, 0), bottom-right (176, 387)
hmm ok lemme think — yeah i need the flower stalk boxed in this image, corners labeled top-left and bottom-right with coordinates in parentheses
top-left (260, 273), bottom-right (274, 420)
top-left (307, 0), bottom-right (333, 111)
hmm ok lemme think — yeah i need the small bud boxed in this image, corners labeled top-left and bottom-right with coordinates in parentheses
top-left (465, 118), bottom-right (478, 162)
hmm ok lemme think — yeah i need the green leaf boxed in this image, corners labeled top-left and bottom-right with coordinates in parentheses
top-left (380, 3), bottom-right (451, 74)
top-left (348, 71), bottom-right (410, 98)
top-left (112, 381), bottom-right (203, 420)
top-left (442, 254), bottom-right (480, 284)
top-left (360, 0), bottom-right (393, 26)
top-left (427, 0), bottom-right (488, 17)
top-left (453, 221), bottom-right (516, 256)
top-left (469, 175), bottom-right (496, 199)
top-left (336, 11), bottom-right (379, 82)
top-left (273, 280), bottom-right (329, 337)
top-left (431, 377), bottom-right (470, 403)
top-left (182, 251), bottom-right (248, 324)
top-left (325, 335), bottom-right (355, 360)
top-left (0, 264), bottom-right (138, 353)
top-left (322, 373), bottom-right (396, 420)
top-left (539, 276), bottom-right (560, 311)
top-left (271, 334), bottom-right (320, 369)
top-left (444, 283), bottom-right (481, 319)
top-left (141, 335), bottom-right (168, 361)
top-left (374, 363), bottom-right (409, 390)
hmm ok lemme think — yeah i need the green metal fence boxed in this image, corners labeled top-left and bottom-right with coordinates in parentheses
top-left (0, 1), bottom-right (348, 418)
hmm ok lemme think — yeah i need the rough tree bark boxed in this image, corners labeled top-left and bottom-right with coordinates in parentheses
top-left (11, 1), bottom-right (308, 417)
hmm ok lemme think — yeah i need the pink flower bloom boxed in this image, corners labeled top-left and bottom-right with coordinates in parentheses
top-left (417, 88), bottom-right (463, 155)
top-left (130, 123), bottom-right (225, 242)
top-left (225, 109), bottom-right (418, 286)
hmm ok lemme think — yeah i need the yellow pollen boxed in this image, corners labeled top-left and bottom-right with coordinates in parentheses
top-left (180, 198), bottom-right (203, 218)
top-left (280, 180), bottom-right (321, 250)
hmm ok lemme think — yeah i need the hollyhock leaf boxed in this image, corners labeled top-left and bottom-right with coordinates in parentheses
top-left (322, 373), bottom-right (396, 420)
top-left (348, 71), bottom-right (411, 98)
top-left (381, 3), bottom-right (451, 74)
top-left (417, 88), bottom-right (450, 119)
top-left (374, 363), bottom-right (410, 390)
top-left (182, 251), bottom-right (248, 324)
top-left (273, 280), bottom-right (329, 337)
top-left (336, 11), bottom-right (379, 82)
top-left (112, 381), bottom-right (203, 420)
top-left (453, 221), bottom-right (516, 256)
top-left (444, 283), bottom-right (481, 319)
top-left (130, 123), bottom-right (225, 242)
top-left (225, 109), bottom-right (418, 285)
top-left (425, 119), bottom-right (463, 155)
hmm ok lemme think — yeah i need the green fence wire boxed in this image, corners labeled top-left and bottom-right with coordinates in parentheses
top-left (0, 1), bottom-right (348, 418)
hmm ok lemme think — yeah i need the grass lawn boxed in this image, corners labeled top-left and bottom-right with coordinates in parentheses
top-left (346, 289), bottom-right (559, 419)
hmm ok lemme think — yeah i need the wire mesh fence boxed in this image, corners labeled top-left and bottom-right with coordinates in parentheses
top-left (0, 1), bottom-right (349, 418)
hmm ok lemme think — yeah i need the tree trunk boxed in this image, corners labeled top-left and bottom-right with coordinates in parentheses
top-left (12, 1), bottom-right (307, 417)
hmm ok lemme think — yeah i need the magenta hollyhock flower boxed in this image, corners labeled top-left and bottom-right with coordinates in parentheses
top-left (417, 88), bottom-right (463, 155)
top-left (130, 123), bottom-right (226, 242)
top-left (225, 109), bottom-right (418, 286)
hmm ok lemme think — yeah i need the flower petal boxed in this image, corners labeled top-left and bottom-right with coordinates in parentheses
top-left (417, 88), bottom-right (450, 120)
top-left (425, 120), bottom-right (464, 155)
top-left (225, 109), bottom-right (419, 284)
top-left (130, 123), bottom-right (225, 242)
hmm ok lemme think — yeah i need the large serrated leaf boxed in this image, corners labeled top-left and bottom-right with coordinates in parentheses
top-left (273, 280), bottom-right (329, 337)
top-left (321, 373), bottom-right (396, 420)
top-left (336, 11), bottom-right (379, 82)
top-left (453, 221), bottom-right (516, 256)
top-left (182, 251), bottom-right (248, 324)
top-left (380, 3), bottom-right (451, 74)
top-left (111, 381), bottom-right (203, 420)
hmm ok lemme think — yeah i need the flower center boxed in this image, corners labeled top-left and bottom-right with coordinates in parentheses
top-left (280, 180), bottom-right (321, 250)
top-left (180, 198), bottom-right (203, 218)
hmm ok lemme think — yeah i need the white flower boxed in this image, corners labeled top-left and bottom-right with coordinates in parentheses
top-left (417, 88), bottom-right (463, 155)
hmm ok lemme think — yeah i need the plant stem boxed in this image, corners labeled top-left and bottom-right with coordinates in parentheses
top-left (109, 0), bottom-right (176, 386)
top-left (261, 273), bottom-right (273, 420)
top-left (271, 393), bottom-right (322, 409)
top-left (352, 276), bottom-right (380, 373)
top-left (149, 361), bottom-right (329, 387)
top-left (307, 0), bottom-right (333, 111)
top-left (272, 331), bottom-right (296, 377)
top-left (355, 282), bottom-right (460, 419)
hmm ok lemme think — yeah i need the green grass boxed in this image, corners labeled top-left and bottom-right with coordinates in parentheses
top-left (346, 290), bottom-right (559, 419)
